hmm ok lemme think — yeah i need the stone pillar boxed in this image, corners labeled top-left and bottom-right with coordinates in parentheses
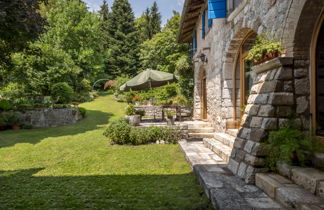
top-left (228, 57), bottom-right (296, 184)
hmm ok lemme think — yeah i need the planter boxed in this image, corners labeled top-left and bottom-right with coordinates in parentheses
top-left (126, 115), bottom-right (141, 126)
top-left (253, 51), bottom-right (280, 65)
top-left (166, 118), bottom-right (175, 126)
top-left (12, 124), bottom-right (21, 130)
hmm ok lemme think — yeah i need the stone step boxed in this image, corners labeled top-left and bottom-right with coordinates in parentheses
top-left (188, 127), bottom-right (215, 133)
top-left (203, 138), bottom-right (232, 162)
top-left (226, 129), bottom-right (239, 137)
top-left (277, 163), bottom-right (324, 199)
top-left (214, 132), bottom-right (235, 148)
top-left (313, 153), bottom-right (324, 171)
top-left (179, 139), bottom-right (283, 210)
top-left (256, 173), bottom-right (324, 209)
top-left (186, 121), bottom-right (211, 129)
top-left (188, 133), bottom-right (215, 139)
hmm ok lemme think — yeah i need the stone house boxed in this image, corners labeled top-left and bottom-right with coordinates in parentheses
top-left (178, 0), bottom-right (324, 184)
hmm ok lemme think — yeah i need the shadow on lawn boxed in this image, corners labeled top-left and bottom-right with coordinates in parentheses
top-left (0, 110), bottom-right (113, 148)
top-left (0, 168), bottom-right (211, 209)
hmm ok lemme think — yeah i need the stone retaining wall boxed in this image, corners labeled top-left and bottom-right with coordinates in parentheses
top-left (17, 107), bottom-right (83, 128)
top-left (135, 106), bottom-right (163, 118)
top-left (228, 57), bottom-right (296, 184)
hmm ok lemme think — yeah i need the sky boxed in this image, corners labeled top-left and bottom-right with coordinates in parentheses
top-left (83, 0), bottom-right (185, 25)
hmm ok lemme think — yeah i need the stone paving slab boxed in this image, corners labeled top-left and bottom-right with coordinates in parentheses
top-left (179, 139), bottom-right (284, 210)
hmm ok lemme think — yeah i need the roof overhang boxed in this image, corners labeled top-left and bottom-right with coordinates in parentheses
top-left (177, 0), bottom-right (206, 43)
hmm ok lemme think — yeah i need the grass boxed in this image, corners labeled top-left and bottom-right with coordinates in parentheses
top-left (0, 94), bottom-right (211, 209)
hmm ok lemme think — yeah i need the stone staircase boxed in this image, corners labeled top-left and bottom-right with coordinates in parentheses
top-left (256, 164), bottom-right (324, 209)
top-left (187, 121), bottom-right (215, 139)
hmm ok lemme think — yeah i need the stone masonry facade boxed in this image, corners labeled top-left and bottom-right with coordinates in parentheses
top-left (180, 0), bottom-right (324, 183)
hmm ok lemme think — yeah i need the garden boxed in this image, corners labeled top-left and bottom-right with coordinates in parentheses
top-left (0, 93), bottom-right (211, 209)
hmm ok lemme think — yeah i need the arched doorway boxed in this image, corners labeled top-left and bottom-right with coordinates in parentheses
top-left (234, 32), bottom-right (257, 122)
top-left (200, 68), bottom-right (207, 120)
top-left (312, 12), bottom-right (324, 138)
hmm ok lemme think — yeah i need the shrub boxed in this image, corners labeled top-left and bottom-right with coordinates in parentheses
top-left (103, 118), bottom-right (132, 145)
top-left (264, 119), bottom-right (324, 171)
top-left (125, 104), bottom-right (136, 116)
top-left (78, 107), bottom-right (87, 118)
top-left (0, 112), bottom-right (20, 126)
top-left (51, 82), bottom-right (74, 104)
top-left (103, 118), bottom-right (182, 145)
top-left (0, 100), bottom-right (12, 111)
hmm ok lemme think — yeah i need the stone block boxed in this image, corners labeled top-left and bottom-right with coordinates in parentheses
top-left (258, 105), bottom-right (276, 117)
top-left (261, 118), bottom-right (278, 130)
top-left (250, 82), bottom-right (263, 94)
top-left (248, 128), bottom-right (267, 142)
top-left (317, 181), bottom-right (324, 198)
top-left (244, 154), bottom-right (264, 166)
top-left (259, 80), bottom-right (283, 93)
top-left (228, 158), bottom-right (239, 174)
top-left (233, 137), bottom-right (245, 149)
top-left (237, 162), bottom-right (248, 178)
top-left (274, 67), bottom-right (293, 80)
top-left (295, 78), bottom-right (310, 95)
top-left (276, 187), bottom-right (324, 209)
top-left (244, 104), bottom-right (260, 116)
top-left (245, 197), bottom-right (282, 209)
top-left (254, 94), bottom-right (270, 105)
top-left (277, 106), bottom-right (293, 117)
top-left (256, 173), bottom-right (283, 198)
top-left (268, 93), bottom-right (294, 105)
top-left (313, 153), bottom-right (324, 171)
top-left (244, 140), bottom-right (255, 153)
top-left (244, 166), bottom-right (268, 185)
top-left (210, 188), bottom-right (250, 210)
top-left (250, 117), bottom-right (263, 128)
top-left (299, 204), bottom-right (324, 210)
top-left (283, 81), bottom-right (293, 92)
top-left (235, 150), bottom-right (246, 162)
top-left (296, 96), bottom-right (309, 114)
top-left (291, 167), bottom-right (324, 194)
top-left (277, 163), bottom-right (297, 179)
top-left (251, 143), bottom-right (268, 156)
top-left (238, 128), bottom-right (251, 139)
top-left (294, 68), bottom-right (308, 78)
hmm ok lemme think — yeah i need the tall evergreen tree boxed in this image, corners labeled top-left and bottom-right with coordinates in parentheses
top-left (106, 0), bottom-right (139, 77)
top-left (150, 2), bottom-right (161, 36)
top-left (99, 0), bottom-right (110, 73)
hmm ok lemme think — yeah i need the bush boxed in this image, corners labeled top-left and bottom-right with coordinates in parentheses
top-left (135, 109), bottom-right (145, 117)
top-left (51, 82), bottom-right (74, 104)
top-left (103, 118), bottom-right (132, 145)
top-left (0, 100), bottom-right (12, 111)
top-left (125, 104), bottom-right (136, 116)
top-left (78, 107), bottom-right (87, 118)
top-left (103, 118), bottom-right (182, 145)
top-left (264, 119), bottom-right (324, 171)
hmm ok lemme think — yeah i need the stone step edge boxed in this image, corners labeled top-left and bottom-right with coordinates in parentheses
top-left (214, 132), bottom-right (235, 147)
top-left (276, 163), bottom-right (324, 198)
top-left (225, 129), bottom-right (239, 137)
top-left (203, 138), bottom-right (232, 162)
top-left (256, 173), bottom-right (324, 209)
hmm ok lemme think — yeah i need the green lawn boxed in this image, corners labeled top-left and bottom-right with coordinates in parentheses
top-left (0, 94), bottom-right (210, 209)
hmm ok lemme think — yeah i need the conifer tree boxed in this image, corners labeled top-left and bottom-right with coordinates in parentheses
top-left (99, 0), bottom-right (110, 73)
top-left (150, 2), bottom-right (161, 36)
top-left (106, 0), bottom-right (139, 77)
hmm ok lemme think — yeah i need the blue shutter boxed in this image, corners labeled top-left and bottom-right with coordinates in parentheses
top-left (193, 30), bottom-right (197, 54)
top-left (202, 11), bottom-right (205, 39)
top-left (208, 0), bottom-right (226, 27)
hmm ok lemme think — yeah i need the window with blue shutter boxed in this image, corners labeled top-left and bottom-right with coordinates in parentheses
top-left (208, 0), bottom-right (226, 27)
top-left (202, 11), bottom-right (206, 39)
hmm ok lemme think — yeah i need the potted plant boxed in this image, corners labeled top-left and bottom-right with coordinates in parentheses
top-left (125, 104), bottom-right (141, 126)
top-left (246, 33), bottom-right (282, 65)
top-left (6, 112), bottom-right (21, 130)
top-left (164, 109), bottom-right (176, 125)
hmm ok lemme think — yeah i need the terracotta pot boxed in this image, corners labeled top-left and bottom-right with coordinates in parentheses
top-left (12, 124), bottom-right (21, 130)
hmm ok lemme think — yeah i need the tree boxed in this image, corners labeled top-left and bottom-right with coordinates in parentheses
top-left (136, 2), bottom-right (161, 43)
top-left (9, 0), bottom-right (105, 95)
top-left (150, 2), bottom-right (162, 36)
top-left (99, 0), bottom-right (110, 74)
top-left (139, 11), bottom-right (193, 100)
top-left (106, 0), bottom-right (140, 77)
top-left (0, 0), bottom-right (44, 84)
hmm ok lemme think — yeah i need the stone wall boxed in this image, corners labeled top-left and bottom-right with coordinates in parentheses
top-left (135, 106), bottom-right (163, 118)
top-left (17, 107), bottom-right (83, 128)
top-left (228, 57), bottom-right (296, 184)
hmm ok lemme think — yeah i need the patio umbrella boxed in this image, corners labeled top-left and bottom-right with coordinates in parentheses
top-left (120, 69), bottom-right (178, 91)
